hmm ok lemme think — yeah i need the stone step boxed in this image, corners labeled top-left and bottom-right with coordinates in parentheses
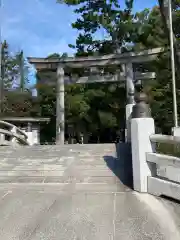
top-left (0, 153), bottom-right (115, 160)
top-left (72, 182), bottom-right (131, 193)
top-left (1, 155), bottom-right (115, 162)
top-left (0, 144), bottom-right (115, 151)
top-left (0, 144), bottom-right (116, 157)
top-left (0, 181), bottom-right (130, 192)
top-left (0, 144), bottom-right (118, 185)
top-left (0, 175), bottom-right (119, 184)
top-left (3, 156), bottom-right (114, 162)
top-left (0, 168), bottom-right (116, 177)
top-left (3, 163), bottom-right (113, 169)
top-left (0, 157), bottom-right (117, 169)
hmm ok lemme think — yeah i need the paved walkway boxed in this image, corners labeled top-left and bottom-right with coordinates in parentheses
top-left (0, 144), bottom-right (180, 239)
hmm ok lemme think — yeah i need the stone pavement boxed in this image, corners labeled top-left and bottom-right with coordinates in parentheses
top-left (0, 144), bottom-right (180, 239)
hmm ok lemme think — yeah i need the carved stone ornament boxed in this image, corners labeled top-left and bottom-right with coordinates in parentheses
top-left (132, 92), bottom-right (151, 118)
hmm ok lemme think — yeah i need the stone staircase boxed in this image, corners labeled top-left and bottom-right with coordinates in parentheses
top-left (0, 144), bottom-right (130, 190)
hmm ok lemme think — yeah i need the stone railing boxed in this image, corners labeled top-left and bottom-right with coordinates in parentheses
top-left (0, 120), bottom-right (29, 146)
top-left (130, 93), bottom-right (180, 201)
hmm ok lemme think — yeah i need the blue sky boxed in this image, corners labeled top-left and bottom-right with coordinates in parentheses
top-left (2, 0), bottom-right (158, 86)
top-left (3, 0), bottom-right (158, 58)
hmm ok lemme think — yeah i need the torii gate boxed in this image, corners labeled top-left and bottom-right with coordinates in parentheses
top-left (28, 47), bottom-right (163, 144)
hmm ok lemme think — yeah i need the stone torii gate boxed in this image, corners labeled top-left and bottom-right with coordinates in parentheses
top-left (28, 47), bottom-right (163, 144)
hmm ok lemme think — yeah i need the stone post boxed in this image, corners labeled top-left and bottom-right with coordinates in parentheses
top-left (11, 126), bottom-right (18, 145)
top-left (132, 92), bottom-right (151, 118)
top-left (56, 64), bottom-right (65, 144)
top-left (26, 122), bottom-right (33, 146)
top-left (0, 133), bottom-right (5, 144)
top-left (131, 92), bottom-right (156, 192)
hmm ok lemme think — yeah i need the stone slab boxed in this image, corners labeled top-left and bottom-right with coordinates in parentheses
top-left (0, 170), bottom-right (65, 177)
top-left (44, 176), bottom-right (118, 184)
top-left (73, 183), bottom-right (131, 193)
top-left (157, 165), bottom-right (180, 183)
top-left (0, 187), bottom-right (179, 240)
top-left (0, 188), bottom-right (114, 240)
top-left (148, 176), bottom-right (180, 201)
top-left (115, 193), bottom-right (165, 240)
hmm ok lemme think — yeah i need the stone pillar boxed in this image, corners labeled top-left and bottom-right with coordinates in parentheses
top-left (0, 133), bottom-right (5, 144)
top-left (56, 64), bottom-right (65, 144)
top-left (172, 127), bottom-right (180, 136)
top-left (125, 63), bottom-right (135, 142)
top-left (11, 126), bottom-right (18, 145)
top-left (131, 92), bottom-right (155, 192)
top-left (26, 122), bottom-right (33, 146)
top-left (27, 122), bottom-right (32, 132)
top-left (126, 63), bottom-right (135, 105)
top-left (32, 123), bottom-right (40, 145)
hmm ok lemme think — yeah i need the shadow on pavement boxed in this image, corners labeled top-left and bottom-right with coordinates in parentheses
top-left (103, 142), bottom-right (133, 189)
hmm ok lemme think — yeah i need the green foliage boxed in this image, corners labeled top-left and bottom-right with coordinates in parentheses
top-left (65, 82), bottom-right (126, 140)
top-left (132, 7), bottom-right (167, 50)
top-left (56, 0), bottom-right (180, 137)
top-left (1, 41), bottom-right (19, 89)
top-left (0, 41), bottom-right (36, 117)
top-left (60, 0), bottom-right (134, 55)
top-left (36, 66), bottom-right (126, 141)
top-left (1, 90), bottom-right (40, 117)
top-left (17, 50), bottom-right (30, 91)
top-left (136, 4), bottom-right (180, 133)
top-left (1, 41), bottom-right (29, 90)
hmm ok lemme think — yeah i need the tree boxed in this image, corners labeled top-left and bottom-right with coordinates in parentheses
top-left (36, 62), bottom-right (126, 143)
top-left (1, 41), bottom-right (30, 91)
top-left (130, 3), bottom-right (180, 133)
top-left (132, 7), bottom-right (167, 50)
top-left (158, 0), bottom-right (180, 73)
top-left (59, 0), bottom-right (134, 55)
top-left (16, 50), bottom-right (30, 91)
top-left (58, 0), bottom-right (180, 135)
top-left (0, 41), bottom-right (36, 116)
top-left (2, 90), bottom-right (40, 117)
top-left (46, 52), bottom-right (68, 59)
top-left (1, 40), bottom-right (19, 90)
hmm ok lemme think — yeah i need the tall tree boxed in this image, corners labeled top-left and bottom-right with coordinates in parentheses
top-left (1, 40), bottom-right (18, 90)
top-left (1, 41), bottom-right (30, 91)
top-left (16, 50), bottom-right (29, 92)
top-left (59, 0), bottom-right (134, 55)
top-left (0, 41), bottom-right (34, 116)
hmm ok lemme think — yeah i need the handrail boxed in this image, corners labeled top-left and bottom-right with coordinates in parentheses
top-left (0, 120), bottom-right (27, 139)
top-left (0, 120), bottom-right (29, 146)
top-left (150, 134), bottom-right (180, 145)
top-left (0, 129), bottom-right (29, 145)
top-left (146, 152), bottom-right (180, 168)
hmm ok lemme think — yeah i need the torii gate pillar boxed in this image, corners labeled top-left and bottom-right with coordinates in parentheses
top-left (56, 64), bottom-right (65, 144)
top-left (125, 63), bottom-right (135, 142)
